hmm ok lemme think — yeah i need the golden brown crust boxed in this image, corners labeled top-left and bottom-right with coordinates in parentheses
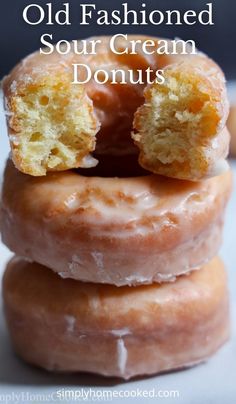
top-left (2, 256), bottom-right (230, 379)
top-left (1, 160), bottom-right (232, 285)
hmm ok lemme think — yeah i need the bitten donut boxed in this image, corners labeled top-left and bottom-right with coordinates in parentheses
top-left (1, 160), bottom-right (232, 286)
top-left (3, 256), bottom-right (229, 379)
top-left (3, 35), bottom-right (229, 178)
top-left (131, 43), bottom-right (230, 181)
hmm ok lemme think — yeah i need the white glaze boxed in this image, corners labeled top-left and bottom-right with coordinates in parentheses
top-left (65, 315), bottom-right (76, 334)
top-left (117, 338), bottom-right (128, 376)
top-left (9, 135), bottom-right (19, 145)
top-left (68, 255), bottom-right (86, 274)
top-left (10, 80), bottom-right (17, 92)
top-left (206, 159), bottom-right (229, 178)
top-left (63, 193), bottom-right (78, 209)
top-left (80, 154), bottom-right (98, 168)
top-left (109, 328), bottom-right (131, 337)
top-left (91, 251), bottom-right (104, 270)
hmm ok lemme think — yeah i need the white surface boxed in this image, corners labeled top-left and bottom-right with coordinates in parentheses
top-left (0, 91), bottom-right (235, 404)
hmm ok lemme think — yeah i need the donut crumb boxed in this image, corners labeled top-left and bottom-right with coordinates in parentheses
top-left (8, 72), bottom-right (99, 176)
top-left (133, 64), bottom-right (222, 180)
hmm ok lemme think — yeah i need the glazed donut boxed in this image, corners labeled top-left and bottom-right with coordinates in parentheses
top-left (3, 256), bottom-right (229, 379)
top-left (3, 35), bottom-right (229, 178)
top-left (1, 159), bottom-right (232, 286)
top-left (227, 105), bottom-right (236, 156)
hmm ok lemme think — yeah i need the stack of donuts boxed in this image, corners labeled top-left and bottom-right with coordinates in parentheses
top-left (0, 36), bottom-right (232, 379)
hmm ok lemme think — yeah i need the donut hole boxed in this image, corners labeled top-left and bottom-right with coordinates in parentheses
top-left (76, 154), bottom-right (149, 178)
top-left (89, 79), bottom-right (144, 156)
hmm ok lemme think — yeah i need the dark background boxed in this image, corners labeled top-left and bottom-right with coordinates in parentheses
top-left (0, 0), bottom-right (236, 79)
